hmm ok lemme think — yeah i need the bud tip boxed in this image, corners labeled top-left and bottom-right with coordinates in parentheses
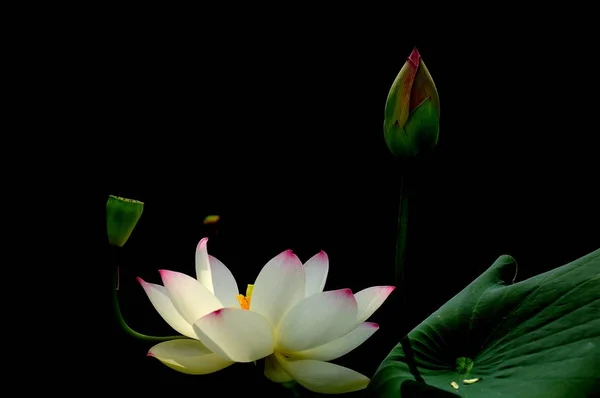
top-left (408, 47), bottom-right (420, 67)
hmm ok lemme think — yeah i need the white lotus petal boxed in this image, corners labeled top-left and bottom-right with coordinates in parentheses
top-left (304, 251), bottom-right (329, 297)
top-left (195, 238), bottom-right (214, 293)
top-left (250, 250), bottom-right (305, 328)
top-left (276, 353), bottom-right (369, 394)
top-left (264, 354), bottom-right (294, 383)
top-left (137, 277), bottom-right (196, 339)
top-left (194, 238), bottom-right (239, 307)
top-left (207, 255), bottom-right (240, 307)
top-left (277, 288), bottom-right (358, 353)
top-left (148, 339), bottom-right (233, 375)
top-left (354, 286), bottom-right (395, 323)
top-left (291, 322), bottom-right (379, 361)
top-left (193, 308), bottom-right (274, 363)
top-left (159, 269), bottom-right (222, 325)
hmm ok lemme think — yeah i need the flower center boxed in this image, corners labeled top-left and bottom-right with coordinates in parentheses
top-left (236, 284), bottom-right (254, 310)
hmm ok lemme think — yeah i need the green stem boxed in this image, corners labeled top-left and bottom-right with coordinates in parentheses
top-left (112, 253), bottom-right (186, 342)
top-left (395, 172), bottom-right (409, 312)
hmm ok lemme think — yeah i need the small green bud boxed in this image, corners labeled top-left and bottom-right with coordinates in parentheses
top-left (384, 47), bottom-right (440, 158)
top-left (106, 195), bottom-right (144, 247)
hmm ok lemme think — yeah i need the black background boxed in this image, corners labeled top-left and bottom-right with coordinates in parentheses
top-left (98, 11), bottom-right (599, 396)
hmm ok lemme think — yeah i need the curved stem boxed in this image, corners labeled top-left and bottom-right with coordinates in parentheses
top-left (112, 261), bottom-right (186, 342)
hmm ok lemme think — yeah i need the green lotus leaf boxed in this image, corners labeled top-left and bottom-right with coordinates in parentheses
top-left (367, 249), bottom-right (600, 397)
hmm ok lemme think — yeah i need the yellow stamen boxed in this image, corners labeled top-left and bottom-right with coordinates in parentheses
top-left (236, 284), bottom-right (254, 310)
top-left (236, 294), bottom-right (250, 310)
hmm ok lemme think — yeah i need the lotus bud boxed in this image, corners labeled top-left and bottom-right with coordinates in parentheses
top-left (106, 195), bottom-right (144, 247)
top-left (384, 47), bottom-right (440, 158)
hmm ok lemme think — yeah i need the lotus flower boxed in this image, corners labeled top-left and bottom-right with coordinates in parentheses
top-left (137, 238), bottom-right (395, 394)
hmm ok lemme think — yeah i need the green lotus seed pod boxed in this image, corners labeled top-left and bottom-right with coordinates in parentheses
top-left (106, 195), bottom-right (144, 247)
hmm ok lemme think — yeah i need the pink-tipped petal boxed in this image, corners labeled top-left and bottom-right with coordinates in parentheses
top-left (193, 308), bottom-right (274, 363)
top-left (276, 288), bottom-right (358, 353)
top-left (264, 354), bottom-right (294, 383)
top-left (304, 251), bottom-right (329, 297)
top-left (196, 237), bottom-right (208, 250)
top-left (250, 250), bottom-right (305, 328)
top-left (137, 277), bottom-right (197, 339)
top-left (275, 353), bottom-right (369, 394)
top-left (207, 255), bottom-right (239, 307)
top-left (147, 339), bottom-right (233, 375)
top-left (354, 286), bottom-right (395, 324)
top-left (194, 238), bottom-right (239, 306)
top-left (291, 322), bottom-right (379, 362)
top-left (159, 269), bottom-right (223, 325)
top-left (195, 237), bottom-right (214, 293)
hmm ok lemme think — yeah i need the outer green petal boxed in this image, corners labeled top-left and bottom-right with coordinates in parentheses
top-left (404, 98), bottom-right (440, 152)
top-left (384, 98), bottom-right (439, 158)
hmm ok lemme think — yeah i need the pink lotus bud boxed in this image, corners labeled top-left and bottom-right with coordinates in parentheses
top-left (384, 47), bottom-right (440, 158)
